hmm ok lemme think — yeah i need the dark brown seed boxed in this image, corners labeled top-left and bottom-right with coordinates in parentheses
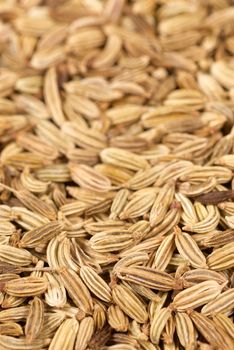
top-left (194, 190), bottom-right (234, 205)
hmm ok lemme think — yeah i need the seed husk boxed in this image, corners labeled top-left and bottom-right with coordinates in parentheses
top-left (195, 190), bottom-right (234, 205)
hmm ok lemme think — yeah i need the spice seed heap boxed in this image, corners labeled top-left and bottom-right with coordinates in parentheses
top-left (0, 0), bottom-right (234, 349)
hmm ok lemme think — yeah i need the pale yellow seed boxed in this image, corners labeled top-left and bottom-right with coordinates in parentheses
top-left (49, 318), bottom-right (79, 350)
top-left (172, 281), bottom-right (223, 311)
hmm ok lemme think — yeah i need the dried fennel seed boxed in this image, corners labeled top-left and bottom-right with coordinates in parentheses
top-left (0, 0), bottom-right (233, 349)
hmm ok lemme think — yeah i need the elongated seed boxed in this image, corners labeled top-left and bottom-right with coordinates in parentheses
top-left (171, 281), bottom-right (223, 311)
top-left (150, 307), bottom-right (171, 344)
top-left (19, 221), bottom-right (65, 248)
top-left (112, 284), bottom-right (148, 323)
top-left (59, 267), bottom-right (93, 313)
top-left (201, 289), bottom-right (234, 315)
top-left (25, 297), bottom-right (44, 343)
top-left (116, 266), bottom-right (177, 291)
top-left (175, 312), bottom-right (197, 348)
top-left (49, 318), bottom-right (79, 350)
top-left (3, 277), bottom-right (48, 297)
top-left (80, 266), bottom-right (112, 302)
top-left (174, 227), bottom-right (207, 268)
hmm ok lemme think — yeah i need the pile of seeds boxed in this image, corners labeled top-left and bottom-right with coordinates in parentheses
top-left (0, 0), bottom-right (234, 349)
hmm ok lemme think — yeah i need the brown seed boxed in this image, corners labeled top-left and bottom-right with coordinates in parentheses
top-left (80, 266), bottom-right (112, 302)
top-left (3, 277), bottom-right (48, 297)
top-left (0, 322), bottom-right (23, 337)
top-left (195, 190), bottom-right (234, 204)
top-left (116, 266), bottom-right (177, 291)
top-left (0, 1), bottom-right (234, 348)
top-left (190, 311), bottom-right (233, 350)
top-left (112, 284), bottom-right (148, 324)
top-left (201, 289), bottom-right (234, 316)
top-left (25, 297), bottom-right (44, 343)
top-left (19, 221), bottom-right (64, 248)
top-left (59, 267), bottom-right (93, 313)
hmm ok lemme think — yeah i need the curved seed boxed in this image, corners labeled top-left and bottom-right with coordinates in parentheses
top-left (153, 233), bottom-right (175, 271)
top-left (25, 297), bottom-right (44, 343)
top-left (150, 307), bottom-right (171, 344)
top-left (59, 267), bottom-right (93, 313)
top-left (75, 316), bottom-right (94, 350)
top-left (19, 221), bottom-right (64, 248)
top-left (112, 284), bottom-right (148, 324)
top-left (201, 289), bottom-right (234, 315)
top-left (80, 266), bottom-right (112, 302)
top-left (0, 322), bottom-right (23, 336)
top-left (175, 312), bottom-right (197, 348)
top-left (48, 318), bottom-right (79, 350)
top-left (182, 269), bottom-right (228, 287)
top-left (3, 277), bottom-right (47, 297)
top-left (107, 305), bottom-right (129, 332)
top-left (116, 266), bottom-right (177, 291)
top-left (0, 335), bottom-right (49, 350)
top-left (175, 227), bottom-right (207, 268)
top-left (172, 281), bottom-right (223, 311)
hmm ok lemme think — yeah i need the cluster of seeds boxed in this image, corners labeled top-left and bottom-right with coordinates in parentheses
top-left (0, 0), bottom-right (234, 349)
